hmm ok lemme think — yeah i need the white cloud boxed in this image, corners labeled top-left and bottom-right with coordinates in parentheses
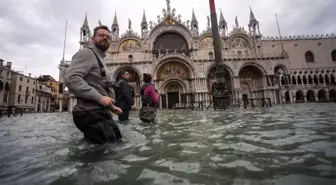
top-left (0, 0), bottom-right (335, 81)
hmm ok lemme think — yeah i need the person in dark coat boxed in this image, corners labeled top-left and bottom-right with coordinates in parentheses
top-left (115, 70), bottom-right (133, 123)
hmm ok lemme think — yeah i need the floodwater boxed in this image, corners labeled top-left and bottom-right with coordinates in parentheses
top-left (0, 103), bottom-right (335, 185)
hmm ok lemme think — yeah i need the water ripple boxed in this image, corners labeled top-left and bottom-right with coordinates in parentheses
top-left (0, 103), bottom-right (335, 184)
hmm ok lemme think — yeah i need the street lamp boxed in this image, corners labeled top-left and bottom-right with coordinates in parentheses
top-left (209, 0), bottom-right (230, 110)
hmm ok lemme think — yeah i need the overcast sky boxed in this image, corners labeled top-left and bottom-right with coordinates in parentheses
top-left (0, 0), bottom-right (335, 80)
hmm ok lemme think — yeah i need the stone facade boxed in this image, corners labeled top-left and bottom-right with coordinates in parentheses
top-left (35, 83), bottom-right (52, 112)
top-left (59, 2), bottom-right (336, 111)
top-left (0, 60), bottom-right (12, 111)
top-left (8, 72), bottom-right (37, 111)
top-left (37, 75), bottom-right (59, 111)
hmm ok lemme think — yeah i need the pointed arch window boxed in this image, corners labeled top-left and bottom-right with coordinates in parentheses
top-left (331, 49), bottom-right (336, 62)
top-left (305, 51), bottom-right (315, 63)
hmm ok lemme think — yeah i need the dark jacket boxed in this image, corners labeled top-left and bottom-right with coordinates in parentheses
top-left (115, 78), bottom-right (132, 110)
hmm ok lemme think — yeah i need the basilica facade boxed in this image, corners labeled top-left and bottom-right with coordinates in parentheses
top-left (59, 1), bottom-right (336, 111)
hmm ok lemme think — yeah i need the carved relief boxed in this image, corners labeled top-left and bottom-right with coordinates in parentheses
top-left (157, 62), bottom-right (188, 80)
top-left (166, 83), bottom-right (180, 92)
top-left (199, 36), bottom-right (213, 48)
top-left (230, 36), bottom-right (249, 48)
top-left (119, 39), bottom-right (141, 52)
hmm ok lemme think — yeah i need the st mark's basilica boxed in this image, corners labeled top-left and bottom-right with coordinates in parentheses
top-left (59, 0), bottom-right (336, 111)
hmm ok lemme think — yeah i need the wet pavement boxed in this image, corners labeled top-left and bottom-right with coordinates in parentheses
top-left (0, 103), bottom-right (335, 185)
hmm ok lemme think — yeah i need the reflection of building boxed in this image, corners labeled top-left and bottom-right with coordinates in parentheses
top-left (60, 1), bottom-right (336, 111)
top-left (37, 75), bottom-right (59, 111)
top-left (8, 72), bottom-right (37, 112)
top-left (35, 83), bottom-right (52, 112)
top-left (0, 60), bottom-right (12, 111)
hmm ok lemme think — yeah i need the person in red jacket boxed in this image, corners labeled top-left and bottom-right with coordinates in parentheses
top-left (139, 73), bottom-right (159, 123)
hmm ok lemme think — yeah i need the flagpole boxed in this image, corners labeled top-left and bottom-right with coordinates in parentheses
top-left (275, 14), bottom-right (284, 52)
top-left (62, 21), bottom-right (68, 61)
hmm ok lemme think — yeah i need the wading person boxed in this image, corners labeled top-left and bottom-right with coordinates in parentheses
top-left (64, 25), bottom-right (123, 144)
top-left (115, 70), bottom-right (133, 124)
top-left (139, 73), bottom-right (159, 123)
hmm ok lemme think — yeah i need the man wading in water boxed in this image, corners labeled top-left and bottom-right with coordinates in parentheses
top-left (114, 70), bottom-right (133, 124)
top-left (64, 25), bottom-right (123, 144)
top-left (139, 73), bottom-right (159, 123)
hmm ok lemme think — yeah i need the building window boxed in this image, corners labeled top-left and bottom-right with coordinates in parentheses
top-left (27, 79), bottom-right (29, 83)
top-left (305, 51), bottom-right (315, 63)
top-left (20, 77), bottom-right (22, 81)
top-left (237, 51), bottom-right (242, 58)
top-left (32, 97), bottom-right (34, 104)
top-left (25, 95), bottom-right (28, 103)
top-left (32, 88), bottom-right (35, 93)
top-left (0, 81), bottom-right (3, 90)
top-left (208, 52), bottom-right (214, 60)
top-left (3, 92), bottom-right (8, 103)
top-left (17, 95), bottom-right (21, 103)
top-left (128, 55), bottom-right (133, 62)
top-left (19, 85), bottom-right (22, 91)
top-left (331, 49), bottom-right (336, 62)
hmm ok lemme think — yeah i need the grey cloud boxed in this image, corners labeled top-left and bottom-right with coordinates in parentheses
top-left (0, 0), bottom-right (335, 80)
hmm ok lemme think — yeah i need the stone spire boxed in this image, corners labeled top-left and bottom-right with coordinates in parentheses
top-left (80, 13), bottom-right (91, 49)
top-left (111, 11), bottom-right (119, 41)
top-left (141, 9), bottom-right (148, 28)
top-left (218, 9), bottom-right (227, 36)
top-left (81, 13), bottom-right (90, 29)
top-left (112, 11), bottom-right (118, 27)
top-left (248, 7), bottom-right (260, 36)
top-left (141, 10), bottom-right (149, 38)
top-left (190, 8), bottom-right (199, 36)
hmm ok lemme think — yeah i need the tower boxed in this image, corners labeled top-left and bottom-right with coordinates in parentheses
top-left (248, 7), bottom-right (261, 37)
top-left (79, 13), bottom-right (91, 49)
top-left (111, 12), bottom-right (119, 41)
top-left (190, 9), bottom-right (199, 37)
top-left (141, 10), bottom-right (148, 39)
top-left (218, 9), bottom-right (228, 37)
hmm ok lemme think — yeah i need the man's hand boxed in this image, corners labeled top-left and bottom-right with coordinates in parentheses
top-left (100, 96), bottom-right (114, 107)
top-left (111, 104), bottom-right (123, 114)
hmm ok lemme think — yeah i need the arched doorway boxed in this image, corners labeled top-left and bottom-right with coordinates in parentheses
top-left (241, 83), bottom-right (251, 101)
top-left (307, 90), bottom-right (315, 102)
top-left (329, 89), bottom-right (336, 101)
top-left (285, 91), bottom-right (290, 103)
top-left (152, 32), bottom-right (189, 58)
top-left (165, 82), bottom-right (183, 109)
top-left (295, 90), bottom-right (304, 103)
top-left (207, 65), bottom-right (232, 94)
top-left (156, 60), bottom-right (191, 109)
top-left (318, 89), bottom-right (327, 102)
top-left (114, 68), bottom-right (141, 106)
top-left (238, 65), bottom-right (265, 99)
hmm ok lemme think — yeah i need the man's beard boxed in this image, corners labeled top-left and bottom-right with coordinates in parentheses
top-left (95, 40), bottom-right (110, 52)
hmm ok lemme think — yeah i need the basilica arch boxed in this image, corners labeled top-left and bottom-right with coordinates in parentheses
top-left (151, 31), bottom-right (190, 58)
top-left (238, 63), bottom-right (267, 100)
top-left (149, 21), bottom-right (193, 49)
top-left (155, 57), bottom-right (194, 109)
top-left (206, 64), bottom-right (234, 93)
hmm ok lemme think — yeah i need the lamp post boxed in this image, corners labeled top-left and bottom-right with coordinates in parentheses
top-left (209, 0), bottom-right (230, 110)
